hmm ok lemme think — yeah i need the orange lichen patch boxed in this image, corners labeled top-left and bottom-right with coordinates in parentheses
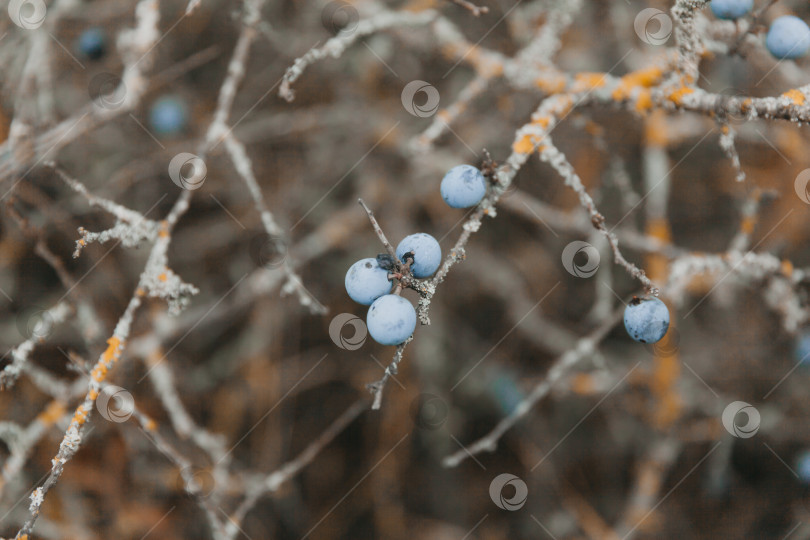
top-left (634, 88), bottom-right (653, 113)
top-left (145, 418), bottom-right (157, 431)
top-left (782, 259), bottom-right (794, 277)
top-left (782, 89), bottom-right (806, 105)
top-left (668, 86), bottom-right (694, 106)
top-left (512, 134), bottom-right (545, 155)
top-left (72, 404), bottom-right (90, 425)
top-left (91, 364), bottom-right (108, 382)
top-left (103, 336), bottom-right (122, 363)
top-left (37, 401), bottom-right (66, 426)
top-left (135, 287), bottom-right (146, 297)
top-left (437, 109), bottom-right (451, 121)
top-left (158, 273), bottom-right (167, 282)
top-left (535, 74), bottom-right (567, 94)
top-left (158, 220), bottom-right (170, 238)
top-left (740, 215), bottom-right (756, 235)
top-left (531, 116), bottom-right (550, 129)
top-left (611, 65), bottom-right (665, 101)
top-left (644, 110), bottom-right (669, 148)
top-left (78, 238), bottom-right (86, 247)
top-left (89, 388), bottom-right (99, 400)
top-left (572, 72), bottom-right (606, 92)
top-left (584, 121), bottom-right (604, 137)
top-left (571, 373), bottom-right (593, 395)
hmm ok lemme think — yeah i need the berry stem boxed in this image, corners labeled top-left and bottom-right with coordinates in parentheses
top-left (358, 198), bottom-right (400, 264)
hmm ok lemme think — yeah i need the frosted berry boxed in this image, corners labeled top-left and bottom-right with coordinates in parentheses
top-left (623, 297), bottom-right (670, 344)
top-left (396, 233), bottom-right (441, 278)
top-left (766, 16), bottom-right (810, 60)
top-left (149, 95), bottom-right (188, 136)
top-left (78, 28), bottom-right (105, 60)
top-left (710, 0), bottom-right (752, 20)
top-left (441, 165), bottom-right (487, 208)
top-left (367, 294), bottom-right (417, 345)
top-left (345, 258), bottom-right (392, 305)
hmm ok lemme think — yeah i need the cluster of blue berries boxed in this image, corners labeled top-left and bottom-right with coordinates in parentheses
top-left (344, 232), bottom-right (441, 346)
top-left (345, 164), bottom-right (489, 346)
top-left (709, 1), bottom-right (810, 60)
top-left (623, 296), bottom-right (670, 344)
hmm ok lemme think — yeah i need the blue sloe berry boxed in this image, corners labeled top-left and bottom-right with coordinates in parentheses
top-left (149, 95), bottom-right (188, 136)
top-left (396, 233), bottom-right (441, 278)
top-left (78, 28), bottom-right (105, 60)
top-left (367, 294), bottom-right (417, 345)
top-left (440, 164), bottom-right (487, 208)
top-left (624, 297), bottom-right (670, 344)
top-left (345, 258), bottom-right (392, 305)
top-left (766, 16), bottom-right (810, 60)
top-left (797, 450), bottom-right (810, 484)
top-left (795, 331), bottom-right (810, 365)
top-left (710, 0), bottom-right (753, 20)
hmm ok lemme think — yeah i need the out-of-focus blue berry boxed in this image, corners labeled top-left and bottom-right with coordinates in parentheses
top-left (345, 258), bottom-right (392, 305)
top-left (624, 297), bottom-right (670, 344)
top-left (149, 95), bottom-right (188, 136)
top-left (396, 233), bottom-right (441, 278)
top-left (795, 332), bottom-right (810, 365)
top-left (710, 0), bottom-right (753, 20)
top-left (78, 28), bottom-right (105, 60)
top-left (441, 165), bottom-right (487, 208)
top-left (491, 373), bottom-right (524, 415)
top-left (797, 450), bottom-right (810, 483)
top-left (766, 16), bottom-right (810, 60)
top-left (367, 294), bottom-right (416, 345)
